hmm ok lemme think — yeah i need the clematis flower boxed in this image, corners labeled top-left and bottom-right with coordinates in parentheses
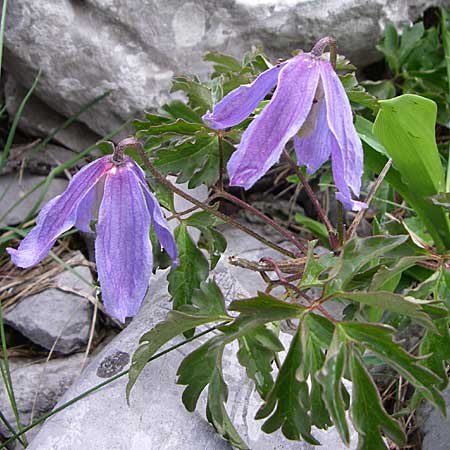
top-left (202, 39), bottom-right (366, 211)
top-left (7, 139), bottom-right (178, 323)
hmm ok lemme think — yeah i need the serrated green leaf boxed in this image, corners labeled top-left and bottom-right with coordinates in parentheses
top-left (299, 241), bottom-right (330, 287)
top-left (337, 291), bottom-right (436, 331)
top-left (237, 325), bottom-right (283, 399)
top-left (341, 322), bottom-right (445, 413)
top-left (168, 223), bottom-right (209, 309)
top-left (127, 280), bottom-right (229, 399)
top-left (350, 348), bottom-right (406, 449)
top-left (171, 75), bottom-right (212, 111)
top-left (420, 317), bottom-right (450, 389)
top-left (316, 328), bottom-right (349, 444)
top-left (162, 100), bottom-right (203, 123)
top-left (256, 327), bottom-right (320, 445)
top-left (327, 235), bottom-right (408, 292)
top-left (229, 292), bottom-right (306, 320)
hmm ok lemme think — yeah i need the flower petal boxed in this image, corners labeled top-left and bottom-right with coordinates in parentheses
top-left (331, 137), bottom-right (367, 211)
top-left (319, 59), bottom-right (364, 197)
top-left (202, 63), bottom-right (286, 130)
top-left (127, 159), bottom-right (178, 264)
top-left (227, 55), bottom-right (320, 189)
top-left (294, 97), bottom-right (332, 175)
top-left (7, 157), bottom-right (111, 268)
top-left (95, 164), bottom-right (152, 323)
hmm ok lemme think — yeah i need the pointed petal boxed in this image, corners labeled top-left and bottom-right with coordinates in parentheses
top-left (95, 165), bottom-right (152, 323)
top-left (294, 98), bottom-right (332, 175)
top-left (227, 55), bottom-right (320, 189)
top-left (319, 59), bottom-right (364, 196)
top-left (128, 159), bottom-right (178, 264)
top-left (7, 157), bottom-right (111, 268)
top-left (202, 63), bottom-right (286, 130)
top-left (331, 138), bottom-right (367, 211)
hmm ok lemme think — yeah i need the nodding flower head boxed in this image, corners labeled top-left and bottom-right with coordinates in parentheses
top-left (7, 139), bottom-right (178, 323)
top-left (202, 38), bottom-right (366, 212)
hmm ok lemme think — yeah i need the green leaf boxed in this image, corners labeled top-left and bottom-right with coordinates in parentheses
top-left (373, 94), bottom-right (450, 250)
top-left (294, 213), bottom-right (330, 248)
top-left (237, 325), bottom-right (283, 399)
top-left (171, 75), bottom-right (212, 111)
top-left (327, 235), bottom-right (408, 291)
top-left (137, 118), bottom-right (204, 136)
top-left (316, 328), bottom-right (350, 444)
top-left (256, 327), bottom-right (320, 445)
top-left (127, 280), bottom-right (229, 398)
top-left (399, 22), bottom-right (424, 65)
top-left (376, 23), bottom-right (400, 74)
top-left (299, 241), bottom-right (330, 288)
top-left (168, 223), bottom-right (209, 309)
top-left (229, 292), bottom-right (306, 321)
top-left (204, 51), bottom-right (242, 73)
top-left (420, 317), bottom-right (450, 389)
top-left (337, 291), bottom-right (437, 331)
top-left (350, 348), bottom-right (406, 449)
top-left (341, 322), bottom-right (445, 413)
top-left (162, 100), bottom-right (203, 123)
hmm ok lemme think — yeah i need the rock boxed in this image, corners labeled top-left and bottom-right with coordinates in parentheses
top-left (26, 227), bottom-right (357, 450)
top-left (0, 172), bottom-right (67, 227)
top-left (0, 353), bottom-right (87, 443)
top-left (419, 385), bottom-right (450, 450)
top-left (3, 1), bottom-right (443, 137)
top-left (4, 75), bottom-right (100, 153)
top-left (4, 256), bottom-right (95, 354)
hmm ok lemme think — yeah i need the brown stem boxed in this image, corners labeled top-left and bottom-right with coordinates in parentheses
top-left (215, 190), bottom-right (307, 255)
top-left (130, 140), bottom-right (296, 258)
top-left (282, 150), bottom-right (339, 250)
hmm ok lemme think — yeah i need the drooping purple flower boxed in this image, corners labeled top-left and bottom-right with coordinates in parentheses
top-left (202, 41), bottom-right (366, 211)
top-left (7, 142), bottom-right (178, 323)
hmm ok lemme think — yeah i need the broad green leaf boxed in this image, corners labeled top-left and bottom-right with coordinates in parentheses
top-left (399, 22), bottom-right (424, 65)
top-left (304, 313), bottom-right (335, 347)
top-left (168, 223), bottom-right (209, 309)
top-left (237, 325), bottom-right (283, 399)
top-left (341, 322), bottom-right (445, 413)
top-left (204, 51), bottom-right (242, 73)
top-left (350, 349), bottom-right (406, 449)
top-left (376, 23), bottom-right (400, 74)
top-left (316, 328), bottom-right (349, 444)
top-left (337, 291), bottom-right (436, 331)
top-left (373, 94), bottom-right (450, 250)
top-left (127, 280), bottom-right (229, 398)
top-left (256, 327), bottom-right (320, 445)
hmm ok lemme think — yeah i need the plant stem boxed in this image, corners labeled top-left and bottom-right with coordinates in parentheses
top-left (0, 305), bottom-right (28, 447)
top-left (282, 150), bottom-right (339, 250)
top-left (132, 141), bottom-right (297, 258)
top-left (0, 323), bottom-right (224, 449)
top-left (217, 134), bottom-right (224, 191)
top-left (215, 189), bottom-right (307, 255)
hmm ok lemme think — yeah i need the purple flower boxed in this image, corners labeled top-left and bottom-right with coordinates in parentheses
top-left (202, 47), bottom-right (366, 211)
top-left (7, 150), bottom-right (178, 323)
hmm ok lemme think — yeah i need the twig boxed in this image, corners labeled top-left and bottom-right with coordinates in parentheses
top-left (347, 159), bottom-right (392, 238)
top-left (228, 255), bottom-right (307, 274)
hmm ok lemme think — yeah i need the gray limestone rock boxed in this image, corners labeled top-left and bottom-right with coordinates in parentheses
top-left (4, 260), bottom-right (95, 355)
top-left (4, 75), bottom-right (100, 153)
top-left (26, 228), bottom-right (357, 450)
top-left (0, 172), bottom-right (67, 227)
top-left (0, 354), bottom-right (87, 442)
top-left (3, 0), bottom-right (443, 138)
top-left (419, 385), bottom-right (450, 450)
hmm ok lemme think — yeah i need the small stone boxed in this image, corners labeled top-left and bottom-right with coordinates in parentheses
top-left (4, 255), bottom-right (95, 355)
